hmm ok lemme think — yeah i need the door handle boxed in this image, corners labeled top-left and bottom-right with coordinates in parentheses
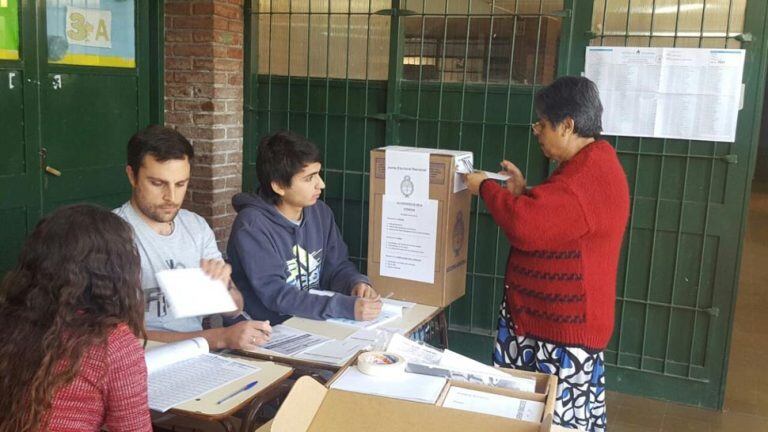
top-left (45, 166), bottom-right (62, 176)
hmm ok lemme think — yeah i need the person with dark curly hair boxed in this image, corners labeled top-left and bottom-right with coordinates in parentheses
top-left (465, 76), bottom-right (630, 432)
top-left (0, 204), bottom-right (151, 432)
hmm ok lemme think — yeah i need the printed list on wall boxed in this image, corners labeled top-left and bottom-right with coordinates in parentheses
top-left (585, 47), bottom-right (745, 142)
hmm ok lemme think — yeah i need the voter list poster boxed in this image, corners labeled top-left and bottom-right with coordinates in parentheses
top-left (585, 47), bottom-right (745, 143)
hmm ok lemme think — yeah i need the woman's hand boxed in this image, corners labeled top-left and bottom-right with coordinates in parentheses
top-left (464, 171), bottom-right (488, 195)
top-left (500, 160), bottom-right (526, 196)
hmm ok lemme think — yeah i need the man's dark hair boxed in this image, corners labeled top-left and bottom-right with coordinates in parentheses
top-left (256, 130), bottom-right (322, 204)
top-left (534, 76), bottom-right (603, 139)
top-left (127, 125), bottom-right (194, 175)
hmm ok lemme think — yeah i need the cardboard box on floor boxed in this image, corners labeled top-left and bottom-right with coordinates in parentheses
top-left (367, 147), bottom-right (472, 307)
top-left (267, 366), bottom-right (557, 432)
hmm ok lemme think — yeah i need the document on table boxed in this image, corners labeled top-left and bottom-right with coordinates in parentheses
top-left (295, 329), bottom-right (380, 365)
top-left (585, 47), bottom-right (745, 142)
top-left (155, 268), bottom-right (237, 319)
top-left (310, 290), bottom-right (415, 311)
top-left (441, 387), bottom-right (545, 423)
top-left (326, 309), bottom-right (400, 330)
top-left (330, 365), bottom-right (446, 404)
top-left (145, 338), bottom-right (259, 412)
top-left (379, 196), bottom-right (438, 284)
top-left (261, 325), bottom-right (330, 356)
top-left (386, 333), bottom-right (443, 365)
top-left (382, 298), bottom-right (415, 309)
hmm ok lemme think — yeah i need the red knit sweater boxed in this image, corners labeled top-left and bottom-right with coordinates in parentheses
top-left (480, 140), bottom-right (629, 350)
top-left (45, 324), bottom-right (152, 432)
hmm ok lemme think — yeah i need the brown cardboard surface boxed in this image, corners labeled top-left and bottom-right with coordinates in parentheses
top-left (367, 148), bottom-right (471, 307)
top-left (311, 389), bottom-right (542, 432)
top-left (271, 377), bottom-right (327, 432)
top-left (269, 367), bottom-right (557, 432)
top-left (259, 420), bottom-right (573, 432)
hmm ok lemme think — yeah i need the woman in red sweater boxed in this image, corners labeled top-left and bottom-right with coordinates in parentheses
top-left (0, 204), bottom-right (152, 432)
top-left (465, 76), bottom-right (629, 432)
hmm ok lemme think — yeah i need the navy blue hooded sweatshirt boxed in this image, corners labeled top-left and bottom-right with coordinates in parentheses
top-left (227, 192), bottom-right (369, 324)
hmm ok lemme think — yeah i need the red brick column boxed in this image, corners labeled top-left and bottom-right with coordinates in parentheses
top-left (164, 0), bottom-right (244, 249)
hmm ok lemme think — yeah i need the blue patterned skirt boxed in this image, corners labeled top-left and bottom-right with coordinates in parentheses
top-left (493, 299), bottom-right (607, 432)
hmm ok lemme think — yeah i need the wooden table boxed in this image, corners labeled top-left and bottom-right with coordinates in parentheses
top-left (145, 341), bottom-right (293, 432)
top-left (235, 304), bottom-right (447, 373)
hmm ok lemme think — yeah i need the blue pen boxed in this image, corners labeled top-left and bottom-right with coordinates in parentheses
top-left (216, 380), bottom-right (259, 405)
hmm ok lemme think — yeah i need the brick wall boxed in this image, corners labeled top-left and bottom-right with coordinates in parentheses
top-left (164, 0), bottom-right (244, 250)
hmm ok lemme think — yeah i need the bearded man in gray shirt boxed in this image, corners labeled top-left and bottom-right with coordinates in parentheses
top-left (115, 125), bottom-right (271, 350)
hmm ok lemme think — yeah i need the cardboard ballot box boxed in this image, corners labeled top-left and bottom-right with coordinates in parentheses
top-left (367, 147), bottom-right (472, 307)
top-left (267, 365), bottom-right (557, 432)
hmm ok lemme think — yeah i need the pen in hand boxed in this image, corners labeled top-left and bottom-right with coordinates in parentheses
top-left (216, 380), bottom-right (259, 405)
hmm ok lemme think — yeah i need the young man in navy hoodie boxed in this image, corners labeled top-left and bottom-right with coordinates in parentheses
top-left (227, 131), bottom-right (382, 325)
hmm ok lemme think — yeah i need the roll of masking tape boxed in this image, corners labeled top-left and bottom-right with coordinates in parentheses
top-left (357, 351), bottom-right (406, 377)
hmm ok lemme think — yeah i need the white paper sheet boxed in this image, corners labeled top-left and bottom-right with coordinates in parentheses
top-left (296, 328), bottom-right (388, 365)
top-left (295, 337), bottom-right (371, 365)
top-left (145, 337), bottom-right (209, 375)
top-left (148, 354), bottom-right (258, 412)
top-left (453, 153), bottom-right (474, 192)
top-left (441, 387), bottom-right (545, 423)
top-left (585, 47), bottom-right (745, 142)
top-left (382, 298), bottom-right (416, 309)
top-left (385, 149), bottom-right (430, 200)
top-left (155, 268), bottom-right (237, 319)
top-left (379, 196), bottom-right (438, 284)
top-left (326, 308), bottom-right (400, 330)
top-left (386, 333), bottom-right (443, 365)
top-left (261, 325), bottom-right (331, 356)
top-left (145, 338), bottom-right (259, 412)
top-left (439, 350), bottom-right (536, 393)
top-left (330, 366), bottom-right (446, 404)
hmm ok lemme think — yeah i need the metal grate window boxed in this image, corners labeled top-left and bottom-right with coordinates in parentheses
top-left (402, 0), bottom-right (564, 83)
top-left (257, 0), bottom-right (391, 80)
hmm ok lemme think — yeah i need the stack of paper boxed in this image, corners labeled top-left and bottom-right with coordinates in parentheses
top-left (441, 387), bottom-right (545, 422)
top-left (296, 329), bottom-right (383, 364)
top-left (387, 334), bottom-right (537, 392)
top-left (308, 289), bottom-right (409, 330)
top-left (261, 325), bottom-right (330, 356)
top-left (326, 306), bottom-right (400, 330)
top-left (330, 365), bottom-right (446, 404)
top-left (145, 338), bottom-right (259, 412)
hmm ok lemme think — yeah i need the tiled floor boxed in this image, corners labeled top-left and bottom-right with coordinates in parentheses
top-left (609, 182), bottom-right (768, 431)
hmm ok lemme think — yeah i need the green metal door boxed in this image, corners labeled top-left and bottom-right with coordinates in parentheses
top-left (0, 0), bottom-right (41, 271)
top-left (588, 0), bottom-right (766, 409)
top-left (245, 0), bottom-right (766, 408)
top-left (0, 0), bottom-right (154, 271)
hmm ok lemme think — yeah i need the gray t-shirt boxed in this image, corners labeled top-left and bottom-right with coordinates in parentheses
top-left (114, 202), bottom-right (222, 332)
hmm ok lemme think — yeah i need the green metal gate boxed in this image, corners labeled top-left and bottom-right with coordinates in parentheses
top-left (245, 0), bottom-right (767, 408)
top-left (0, 0), bottom-right (159, 272)
top-left (589, 0), bottom-right (767, 409)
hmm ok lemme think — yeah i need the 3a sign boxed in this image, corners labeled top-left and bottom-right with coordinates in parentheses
top-left (66, 6), bottom-right (112, 49)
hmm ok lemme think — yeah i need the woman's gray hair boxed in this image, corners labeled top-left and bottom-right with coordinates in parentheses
top-left (534, 76), bottom-right (603, 139)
